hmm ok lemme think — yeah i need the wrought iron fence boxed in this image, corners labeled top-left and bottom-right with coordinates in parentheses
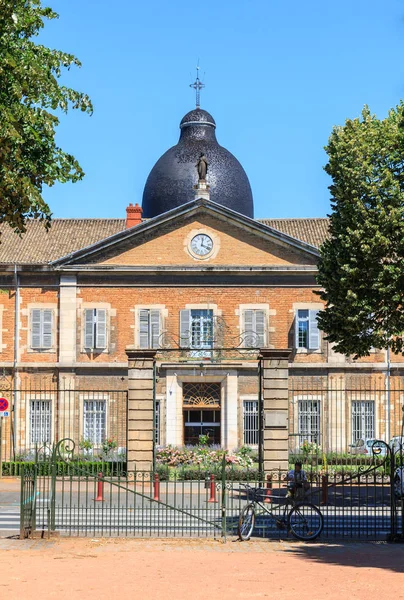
top-left (18, 436), bottom-right (403, 541)
top-left (0, 379), bottom-right (127, 466)
top-left (288, 374), bottom-right (404, 456)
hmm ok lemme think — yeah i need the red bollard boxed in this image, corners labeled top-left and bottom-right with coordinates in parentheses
top-left (208, 474), bottom-right (217, 503)
top-left (264, 473), bottom-right (272, 503)
top-left (153, 472), bottom-right (160, 501)
top-left (95, 472), bottom-right (104, 502)
top-left (321, 474), bottom-right (328, 505)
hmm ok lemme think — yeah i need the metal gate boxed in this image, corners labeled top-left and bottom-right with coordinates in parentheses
top-left (288, 376), bottom-right (404, 541)
top-left (20, 438), bottom-right (232, 539)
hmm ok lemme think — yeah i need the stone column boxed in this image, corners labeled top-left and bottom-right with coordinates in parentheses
top-left (126, 348), bottom-right (156, 472)
top-left (261, 349), bottom-right (291, 472)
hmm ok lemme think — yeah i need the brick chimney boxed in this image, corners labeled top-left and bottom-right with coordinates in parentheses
top-left (126, 203), bottom-right (142, 228)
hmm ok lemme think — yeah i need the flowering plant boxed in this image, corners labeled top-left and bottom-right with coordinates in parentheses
top-left (79, 439), bottom-right (93, 451)
top-left (156, 445), bottom-right (255, 469)
top-left (102, 438), bottom-right (117, 455)
top-left (301, 440), bottom-right (321, 456)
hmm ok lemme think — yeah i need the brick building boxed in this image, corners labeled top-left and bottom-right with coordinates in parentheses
top-left (0, 106), bottom-right (401, 463)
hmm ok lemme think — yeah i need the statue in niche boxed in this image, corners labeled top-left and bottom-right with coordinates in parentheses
top-left (196, 153), bottom-right (208, 181)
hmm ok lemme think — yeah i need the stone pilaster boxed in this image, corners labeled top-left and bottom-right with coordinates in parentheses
top-left (126, 348), bottom-right (156, 472)
top-left (261, 348), bottom-right (291, 472)
top-left (59, 275), bottom-right (77, 365)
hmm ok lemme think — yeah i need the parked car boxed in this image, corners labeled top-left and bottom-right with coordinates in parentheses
top-left (390, 436), bottom-right (404, 454)
top-left (349, 438), bottom-right (388, 456)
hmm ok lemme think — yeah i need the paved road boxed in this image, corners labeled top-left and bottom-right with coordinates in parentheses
top-left (1, 504), bottom-right (397, 540)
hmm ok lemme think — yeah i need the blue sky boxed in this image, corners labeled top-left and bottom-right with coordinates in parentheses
top-left (40, 0), bottom-right (404, 220)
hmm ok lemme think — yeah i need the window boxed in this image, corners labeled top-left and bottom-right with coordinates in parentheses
top-left (155, 400), bottom-right (160, 445)
top-left (180, 309), bottom-right (213, 350)
top-left (30, 400), bottom-right (52, 445)
top-left (139, 309), bottom-right (161, 348)
top-left (83, 400), bottom-right (106, 445)
top-left (298, 399), bottom-right (321, 446)
top-left (243, 400), bottom-right (259, 445)
top-left (242, 310), bottom-right (266, 348)
top-left (31, 309), bottom-right (53, 350)
top-left (295, 309), bottom-right (320, 350)
top-left (84, 309), bottom-right (107, 350)
top-left (352, 401), bottom-right (375, 443)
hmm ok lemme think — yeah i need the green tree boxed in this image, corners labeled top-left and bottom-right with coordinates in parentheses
top-left (317, 103), bottom-right (404, 358)
top-left (0, 0), bottom-right (92, 233)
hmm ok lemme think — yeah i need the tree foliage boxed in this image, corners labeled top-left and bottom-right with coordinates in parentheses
top-left (0, 0), bottom-right (92, 233)
top-left (317, 103), bottom-right (404, 357)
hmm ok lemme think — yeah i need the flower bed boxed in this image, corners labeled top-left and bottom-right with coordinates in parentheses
top-left (156, 444), bottom-right (257, 469)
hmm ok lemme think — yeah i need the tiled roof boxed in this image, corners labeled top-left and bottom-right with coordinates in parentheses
top-left (0, 217), bottom-right (329, 265)
top-left (0, 219), bottom-right (126, 265)
top-left (258, 218), bottom-right (330, 248)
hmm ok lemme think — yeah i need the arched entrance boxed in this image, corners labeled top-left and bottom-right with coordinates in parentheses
top-left (182, 382), bottom-right (221, 445)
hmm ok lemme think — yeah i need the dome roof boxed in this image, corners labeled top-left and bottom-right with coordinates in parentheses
top-left (180, 108), bottom-right (216, 128)
top-left (141, 108), bottom-right (254, 219)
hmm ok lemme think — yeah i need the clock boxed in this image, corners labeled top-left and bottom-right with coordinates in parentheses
top-left (190, 233), bottom-right (213, 257)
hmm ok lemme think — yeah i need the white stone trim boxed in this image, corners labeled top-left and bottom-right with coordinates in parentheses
top-left (78, 392), bottom-right (110, 447)
top-left (24, 392), bottom-right (56, 450)
top-left (131, 304), bottom-right (168, 348)
top-left (80, 302), bottom-right (113, 354)
top-left (237, 303), bottom-right (273, 347)
top-left (184, 227), bottom-right (221, 261)
top-left (291, 302), bottom-right (323, 354)
top-left (0, 305), bottom-right (5, 352)
top-left (59, 275), bottom-right (77, 365)
top-left (291, 394), bottom-right (323, 452)
top-left (240, 394), bottom-right (259, 449)
top-left (24, 303), bottom-right (58, 354)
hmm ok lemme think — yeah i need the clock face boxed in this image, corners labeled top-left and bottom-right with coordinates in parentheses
top-left (190, 234), bottom-right (213, 257)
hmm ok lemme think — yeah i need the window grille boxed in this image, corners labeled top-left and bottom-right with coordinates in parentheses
top-left (83, 400), bottom-right (106, 445)
top-left (30, 400), bottom-right (52, 445)
top-left (352, 401), bottom-right (375, 443)
top-left (183, 382), bottom-right (221, 408)
top-left (243, 400), bottom-right (259, 445)
top-left (180, 309), bottom-right (214, 349)
top-left (298, 399), bottom-right (321, 446)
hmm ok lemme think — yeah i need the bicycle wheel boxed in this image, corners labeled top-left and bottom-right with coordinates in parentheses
top-left (238, 504), bottom-right (255, 541)
top-left (287, 503), bottom-right (324, 541)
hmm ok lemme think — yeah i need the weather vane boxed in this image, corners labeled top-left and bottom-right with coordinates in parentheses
top-left (189, 64), bottom-right (205, 108)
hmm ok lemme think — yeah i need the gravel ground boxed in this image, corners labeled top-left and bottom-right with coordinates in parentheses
top-left (1, 537), bottom-right (404, 600)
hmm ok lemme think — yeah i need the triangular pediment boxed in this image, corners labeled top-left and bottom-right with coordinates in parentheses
top-left (52, 200), bottom-right (319, 268)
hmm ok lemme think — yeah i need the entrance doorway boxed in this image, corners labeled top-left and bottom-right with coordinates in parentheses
top-left (182, 382), bottom-right (221, 446)
top-left (184, 409), bottom-right (220, 445)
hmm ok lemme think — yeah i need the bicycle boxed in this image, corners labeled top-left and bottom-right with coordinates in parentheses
top-left (237, 482), bottom-right (324, 541)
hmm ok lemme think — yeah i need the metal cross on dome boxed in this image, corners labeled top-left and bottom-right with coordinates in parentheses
top-left (189, 65), bottom-right (205, 108)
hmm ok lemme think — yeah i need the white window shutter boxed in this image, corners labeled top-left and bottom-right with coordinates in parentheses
top-left (294, 311), bottom-right (299, 348)
top-left (31, 309), bottom-right (42, 349)
top-left (96, 309), bottom-right (107, 349)
top-left (151, 310), bottom-right (161, 348)
top-left (42, 310), bottom-right (53, 348)
top-left (139, 309), bottom-right (150, 348)
top-left (243, 309), bottom-right (254, 347)
top-left (255, 310), bottom-right (266, 348)
top-left (309, 310), bottom-right (320, 350)
top-left (180, 309), bottom-right (191, 347)
top-left (85, 309), bottom-right (95, 349)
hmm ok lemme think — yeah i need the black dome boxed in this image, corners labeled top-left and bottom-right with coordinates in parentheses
top-left (142, 108), bottom-right (254, 218)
